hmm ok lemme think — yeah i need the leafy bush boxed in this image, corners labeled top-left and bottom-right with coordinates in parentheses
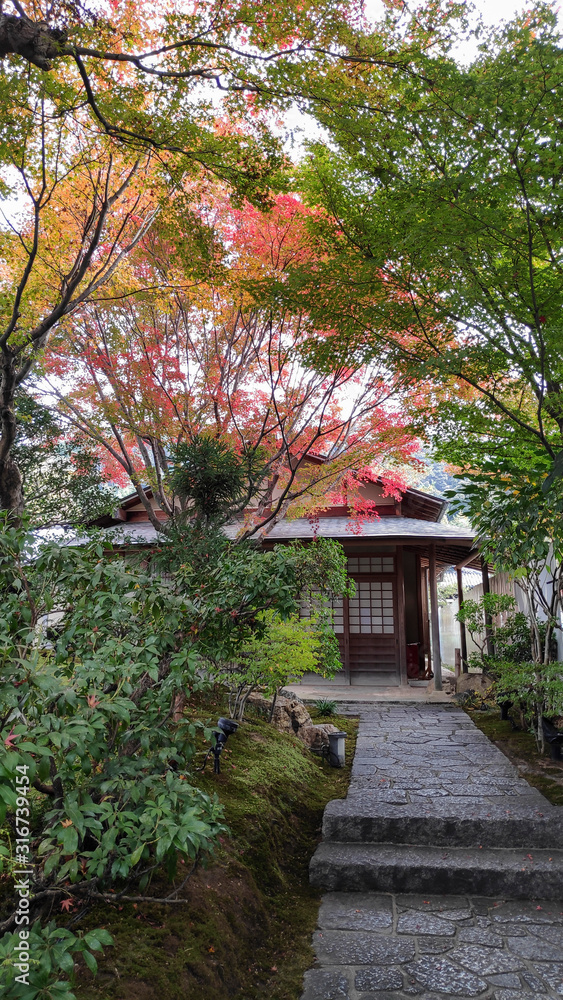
top-left (0, 517), bottom-right (351, 995)
top-left (456, 594), bottom-right (563, 748)
top-left (456, 593), bottom-right (556, 670)
top-left (216, 609), bottom-right (342, 720)
top-left (0, 921), bottom-right (113, 1000)
top-left (456, 593), bottom-right (520, 669)
top-left (491, 658), bottom-right (563, 748)
top-left (0, 525), bottom-right (226, 997)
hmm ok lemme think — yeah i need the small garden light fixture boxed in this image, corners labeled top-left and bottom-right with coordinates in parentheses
top-left (213, 717), bottom-right (239, 774)
top-left (327, 731), bottom-right (347, 768)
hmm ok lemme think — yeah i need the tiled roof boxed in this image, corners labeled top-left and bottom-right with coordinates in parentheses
top-left (440, 567), bottom-right (483, 588)
top-left (248, 516), bottom-right (474, 542)
top-left (104, 516), bottom-right (474, 546)
top-left (104, 522), bottom-right (162, 544)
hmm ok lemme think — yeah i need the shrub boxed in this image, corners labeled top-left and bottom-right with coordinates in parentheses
top-left (315, 699), bottom-right (338, 717)
top-left (0, 518), bottom-right (352, 995)
top-left (215, 609), bottom-right (343, 720)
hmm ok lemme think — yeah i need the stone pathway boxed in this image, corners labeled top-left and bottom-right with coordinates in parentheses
top-left (301, 704), bottom-right (563, 999)
top-left (302, 892), bottom-right (563, 999)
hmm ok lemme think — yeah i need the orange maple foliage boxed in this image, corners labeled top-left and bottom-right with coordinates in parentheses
top-left (42, 190), bottom-right (419, 534)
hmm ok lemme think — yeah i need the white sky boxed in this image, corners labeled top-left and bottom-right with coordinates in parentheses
top-left (365, 0), bottom-right (553, 29)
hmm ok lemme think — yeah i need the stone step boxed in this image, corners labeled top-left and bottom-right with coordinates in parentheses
top-left (309, 841), bottom-right (563, 899)
top-left (323, 796), bottom-right (563, 848)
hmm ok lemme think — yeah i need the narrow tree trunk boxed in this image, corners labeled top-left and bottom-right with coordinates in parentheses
top-left (536, 700), bottom-right (545, 754)
top-left (0, 352), bottom-right (24, 522)
top-left (268, 688), bottom-right (279, 723)
top-left (0, 455), bottom-right (24, 522)
top-left (238, 684), bottom-right (256, 721)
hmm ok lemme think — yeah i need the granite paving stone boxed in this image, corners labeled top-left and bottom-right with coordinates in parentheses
top-left (528, 923), bottom-right (563, 944)
top-left (447, 944), bottom-right (525, 974)
top-left (397, 910), bottom-right (457, 935)
top-left (313, 929), bottom-right (416, 965)
top-left (486, 974), bottom-right (522, 988)
top-left (535, 964), bottom-right (563, 993)
top-left (301, 705), bottom-right (563, 1000)
top-left (354, 967), bottom-right (404, 990)
top-left (491, 924), bottom-right (528, 936)
top-left (506, 935), bottom-right (562, 960)
top-left (521, 970), bottom-right (548, 991)
top-left (492, 992), bottom-right (535, 1000)
top-left (403, 955), bottom-right (489, 994)
top-left (396, 895), bottom-right (473, 911)
top-left (318, 893), bottom-right (393, 931)
top-left (490, 901), bottom-right (563, 923)
top-left (418, 936), bottom-right (455, 954)
top-left (458, 928), bottom-right (504, 947)
top-left (301, 968), bottom-right (350, 999)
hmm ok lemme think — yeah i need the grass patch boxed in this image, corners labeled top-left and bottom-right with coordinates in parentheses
top-left (71, 690), bottom-right (358, 1000)
top-left (465, 708), bottom-right (563, 806)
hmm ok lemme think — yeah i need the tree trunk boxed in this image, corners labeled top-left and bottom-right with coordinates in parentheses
top-left (268, 688), bottom-right (279, 723)
top-left (0, 351), bottom-right (24, 522)
top-left (0, 455), bottom-right (24, 522)
top-left (0, 14), bottom-right (66, 71)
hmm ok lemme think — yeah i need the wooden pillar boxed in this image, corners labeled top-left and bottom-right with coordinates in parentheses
top-left (421, 561), bottom-right (430, 672)
top-left (456, 566), bottom-right (469, 673)
top-left (415, 553), bottom-right (424, 651)
top-left (343, 595), bottom-right (351, 684)
top-left (396, 545), bottom-right (407, 685)
top-left (481, 559), bottom-right (495, 657)
top-left (429, 544), bottom-right (442, 691)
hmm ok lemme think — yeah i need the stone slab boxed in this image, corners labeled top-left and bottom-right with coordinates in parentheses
top-left (322, 798), bottom-right (563, 849)
top-left (310, 842), bottom-right (563, 899)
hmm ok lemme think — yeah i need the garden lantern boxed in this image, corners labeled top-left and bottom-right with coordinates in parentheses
top-left (328, 731), bottom-right (347, 768)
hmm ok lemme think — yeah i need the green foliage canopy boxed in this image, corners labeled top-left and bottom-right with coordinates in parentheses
top-left (13, 391), bottom-right (118, 529)
top-left (296, 3), bottom-right (563, 501)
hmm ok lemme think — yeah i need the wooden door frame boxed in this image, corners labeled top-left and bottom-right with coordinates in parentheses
top-left (345, 564), bottom-right (400, 683)
top-left (396, 544), bottom-right (407, 685)
top-left (343, 595), bottom-right (350, 683)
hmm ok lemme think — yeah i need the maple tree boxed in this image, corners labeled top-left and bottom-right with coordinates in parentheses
top-left (295, 4), bottom-right (563, 493)
top-left (0, 0), bottom-right (456, 522)
top-left (0, 108), bottom-right (161, 518)
top-left (0, 0), bottom-right (389, 188)
top-left (282, 2), bottom-right (563, 690)
top-left (39, 192), bottom-right (417, 533)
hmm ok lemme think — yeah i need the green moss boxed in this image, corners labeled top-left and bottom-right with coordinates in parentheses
top-left (72, 696), bottom-right (358, 1000)
top-left (466, 710), bottom-right (563, 806)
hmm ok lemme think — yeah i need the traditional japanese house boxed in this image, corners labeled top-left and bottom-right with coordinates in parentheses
top-left (96, 478), bottom-right (478, 689)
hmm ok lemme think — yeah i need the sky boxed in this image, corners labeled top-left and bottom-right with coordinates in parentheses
top-left (363, 0), bottom-right (559, 57)
top-left (366, 0), bottom-right (551, 25)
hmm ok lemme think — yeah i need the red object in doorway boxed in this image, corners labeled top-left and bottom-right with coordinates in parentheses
top-left (406, 643), bottom-right (420, 679)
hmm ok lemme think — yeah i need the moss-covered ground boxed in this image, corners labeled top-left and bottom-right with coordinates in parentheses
top-left (465, 707), bottom-right (563, 806)
top-left (71, 692), bottom-right (358, 1000)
